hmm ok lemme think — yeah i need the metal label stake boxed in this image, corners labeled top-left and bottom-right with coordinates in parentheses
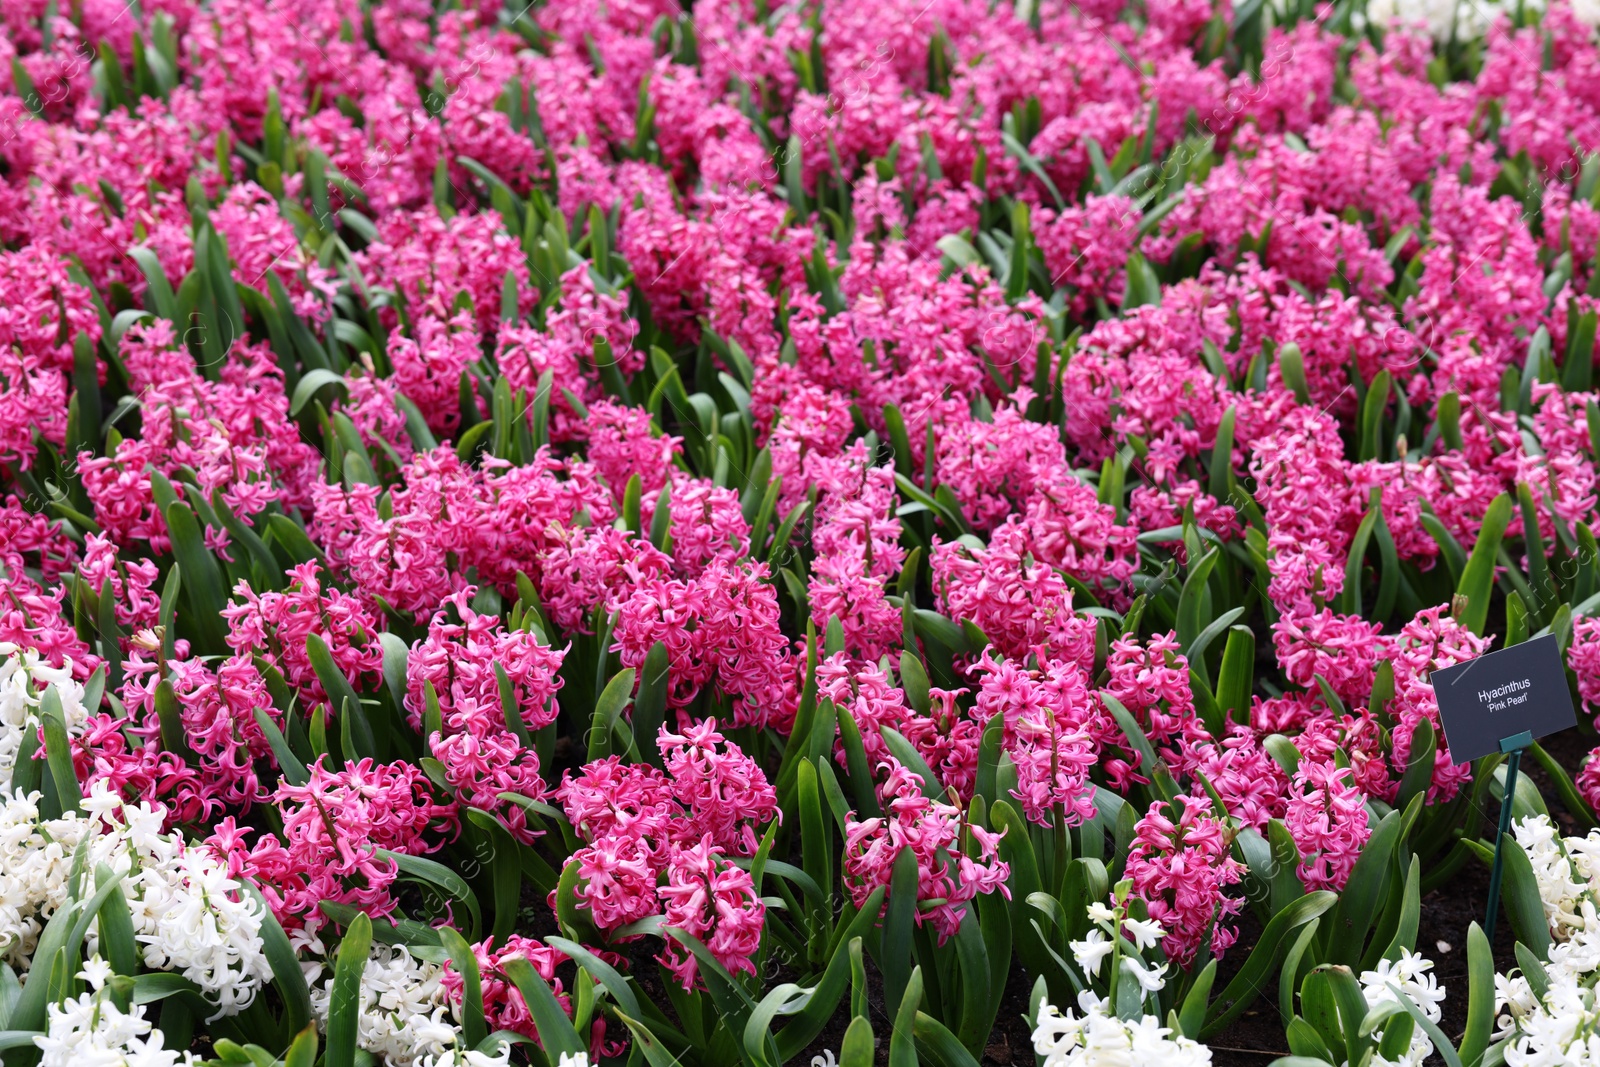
top-left (1484, 729), bottom-right (1534, 943)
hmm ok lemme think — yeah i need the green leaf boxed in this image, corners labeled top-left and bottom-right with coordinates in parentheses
top-left (1460, 922), bottom-right (1494, 1067)
top-left (1496, 833), bottom-right (1551, 960)
top-left (324, 911), bottom-right (372, 1067)
top-left (284, 1026), bottom-right (318, 1067)
top-left (837, 703), bottom-right (880, 818)
top-left (1101, 693), bottom-right (1177, 803)
top-left (380, 850), bottom-right (482, 941)
top-left (631, 642), bottom-right (669, 766)
top-left (439, 925), bottom-right (488, 1049)
top-left (1178, 958), bottom-right (1217, 1039)
top-left (1208, 406), bottom-right (1236, 498)
top-left (502, 955), bottom-right (584, 1059)
top-left (880, 847), bottom-right (919, 1016)
top-left (915, 1011), bottom-right (981, 1067)
top-left (1458, 495), bottom-right (1513, 636)
top-left (153, 679), bottom-right (197, 765)
top-left (1326, 810), bottom-right (1403, 967)
top-left (1216, 625), bottom-right (1255, 727)
top-left (242, 881), bottom-right (311, 1037)
top-left (165, 501), bottom-right (229, 654)
top-left (1202, 892), bottom-right (1337, 1037)
top-left (1385, 981), bottom-right (1464, 1067)
top-left (38, 687), bottom-right (80, 814)
top-left (661, 927), bottom-right (757, 1052)
top-left (1176, 546), bottom-right (1222, 651)
top-left (1394, 719), bottom-right (1437, 813)
top-left (254, 707), bottom-right (310, 786)
top-left (588, 667), bottom-right (637, 761)
top-left (840, 1015), bottom-right (875, 1067)
top-left (1358, 370), bottom-right (1392, 461)
top-left (771, 894), bottom-right (886, 1059)
top-left (1278, 342), bottom-right (1310, 405)
top-left (745, 984), bottom-right (813, 1067)
top-left (889, 968), bottom-right (923, 1067)
top-left (290, 368), bottom-right (348, 416)
top-left (96, 869), bottom-right (139, 983)
top-left (881, 726), bottom-right (943, 801)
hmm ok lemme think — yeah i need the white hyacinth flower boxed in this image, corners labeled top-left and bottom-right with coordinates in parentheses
top-left (33, 986), bottom-right (192, 1066)
top-left (1031, 994), bottom-right (1211, 1067)
top-left (0, 780), bottom-right (271, 1017)
top-left (0, 644), bottom-right (89, 793)
top-left (309, 943), bottom-right (516, 1067)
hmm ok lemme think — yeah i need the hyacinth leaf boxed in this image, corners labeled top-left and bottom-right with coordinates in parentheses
top-left (1456, 494), bottom-right (1512, 636)
top-left (589, 666), bottom-right (637, 761)
top-left (888, 966), bottom-right (924, 1067)
top-left (282, 1025), bottom-right (318, 1067)
top-left (1278, 342), bottom-right (1310, 404)
top-left (611, 1005), bottom-right (693, 1067)
top-left (439, 925), bottom-right (488, 1050)
top-left (839, 1014), bottom-right (876, 1067)
top-left (1178, 958), bottom-right (1217, 1040)
top-left (1385, 982), bottom-right (1464, 1067)
top-left (744, 984), bottom-right (813, 1067)
top-left (797, 760), bottom-right (834, 950)
top-left (1278, 918), bottom-right (1322, 1024)
top-left (914, 1010), bottom-right (980, 1067)
top-left (1393, 718), bottom-right (1437, 813)
top-left (951, 906), bottom-right (991, 1054)
top-left (128, 972), bottom-right (204, 1006)
top-left (1455, 922), bottom-right (1494, 1067)
top-left (8, 867), bottom-right (126, 1037)
top-left (1324, 810), bottom-right (1403, 967)
top-left (1321, 964), bottom-right (1371, 1067)
top-left (0, 1031), bottom-right (44, 1051)
top-left (1517, 482), bottom-right (1555, 626)
top-left (289, 368), bottom-right (347, 416)
top-left (976, 886), bottom-right (1011, 1030)
top-left (38, 687), bottom-right (81, 815)
top-left (1175, 545), bottom-right (1221, 650)
top-left (236, 881), bottom-right (312, 1039)
top-left (382, 850), bottom-right (483, 942)
top-left (324, 911), bottom-right (372, 1067)
top-left (1368, 854), bottom-right (1421, 970)
top-left (96, 864), bottom-right (139, 983)
top-left (1358, 369), bottom-right (1392, 462)
top-left (544, 937), bottom-right (646, 1028)
top-left (631, 641), bottom-right (670, 767)
top-left (463, 809), bottom-right (522, 944)
top-left (974, 712), bottom-right (1005, 806)
top-left (1494, 834), bottom-right (1551, 960)
top-left (503, 955), bottom-right (585, 1060)
top-left (661, 927), bottom-right (758, 1060)
top-left (1201, 891), bottom-right (1336, 1037)
top-left (882, 726), bottom-right (944, 801)
top-left (319, 902), bottom-right (441, 951)
top-left (1515, 942), bottom-right (1549, 1002)
top-left (1528, 742), bottom-right (1600, 828)
top-left (165, 500), bottom-right (229, 654)
top-left (879, 845), bottom-right (920, 1019)
top-left (1101, 693), bottom-right (1178, 804)
top-left (771, 895), bottom-right (883, 1060)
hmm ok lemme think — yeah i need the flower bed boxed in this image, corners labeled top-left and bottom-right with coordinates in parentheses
top-left (4, 0), bottom-right (1600, 1062)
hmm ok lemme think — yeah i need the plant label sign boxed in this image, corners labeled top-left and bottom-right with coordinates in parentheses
top-left (1430, 633), bottom-right (1576, 764)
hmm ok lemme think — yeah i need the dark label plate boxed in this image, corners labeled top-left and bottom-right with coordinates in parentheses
top-left (1430, 633), bottom-right (1576, 764)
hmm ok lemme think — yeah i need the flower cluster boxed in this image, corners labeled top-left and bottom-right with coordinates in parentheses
top-left (0, 782), bottom-right (272, 1014)
top-left (1494, 816), bottom-right (1600, 1064)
